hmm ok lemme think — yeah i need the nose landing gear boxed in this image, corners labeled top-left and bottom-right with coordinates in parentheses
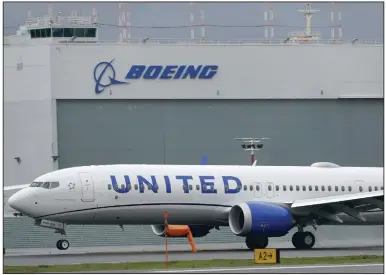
top-left (56, 239), bottom-right (70, 250)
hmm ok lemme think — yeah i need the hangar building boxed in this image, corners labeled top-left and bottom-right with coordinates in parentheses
top-left (4, 13), bottom-right (383, 249)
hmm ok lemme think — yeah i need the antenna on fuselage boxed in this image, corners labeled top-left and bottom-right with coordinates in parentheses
top-left (234, 137), bottom-right (270, 165)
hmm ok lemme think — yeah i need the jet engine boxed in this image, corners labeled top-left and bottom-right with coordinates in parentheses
top-left (228, 202), bottom-right (295, 237)
top-left (151, 224), bottom-right (215, 238)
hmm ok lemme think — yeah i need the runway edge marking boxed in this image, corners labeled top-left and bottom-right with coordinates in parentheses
top-left (154, 263), bottom-right (384, 273)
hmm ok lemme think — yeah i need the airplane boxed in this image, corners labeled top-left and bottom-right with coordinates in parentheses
top-left (5, 161), bottom-right (384, 251)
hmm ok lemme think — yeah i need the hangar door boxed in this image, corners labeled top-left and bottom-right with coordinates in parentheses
top-left (56, 99), bottom-right (383, 169)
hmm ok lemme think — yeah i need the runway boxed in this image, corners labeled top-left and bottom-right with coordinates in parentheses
top-left (4, 245), bottom-right (384, 267)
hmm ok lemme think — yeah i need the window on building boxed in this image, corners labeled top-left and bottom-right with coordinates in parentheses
top-left (53, 28), bottom-right (64, 37)
top-left (85, 28), bottom-right (97, 37)
top-left (64, 28), bottom-right (74, 37)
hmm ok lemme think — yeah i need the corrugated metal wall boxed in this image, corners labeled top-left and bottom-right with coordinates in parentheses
top-left (4, 98), bottom-right (383, 248)
top-left (56, 99), bottom-right (383, 168)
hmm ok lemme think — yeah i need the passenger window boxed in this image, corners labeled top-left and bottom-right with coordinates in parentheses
top-left (134, 184), bottom-right (138, 190)
top-left (335, 186), bottom-right (338, 192)
top-left (250, 185), bottom-right (253, 191)
top-left (368, 186), bottom-right (372, 192)
top-left (50, 182), bottom-right (60, 189)
top-left (321, 186), bottom-right (325, 191)
top-left (348, 186), bottom-right (352, 192)
top-left (237, 185), bottom-right (241, 191)
top-left (148, 185), bottom-right (151, 190)
top-left (315, 186), bottom-right (318, 191)
top-left (328, 186), bottom-right (331, 191)
top-left (196, 185), bottom-right (200, 190)
top-left (268, 185), bottom-right (272, 191)
top-left (290, 185), bottom-right (293, 191)
top-left (308, 186), bottom-right (312, 191)
top-left (276, 185), bottom-right (279, 191)
top-left (341, 186), bottom-right (345, 192)
top-left (108, 184), bottom-right (112, 190)
top-left (374, 186), bottom-right (378, 191)
top-left (302, 186), bottom-right (306, 191)
top-left (296, 185), bottom-right (299, 191)
top-left (42, 182), bottom-right (50, 189)
top-left (121, 184), bottom-right (125, 190)
top-left (256, 185), bottom-right (260, 191)
top-left (243, 185), bottom-right (247, 191)
top-left (381, 186), bottom-right (384, 191)
top-left (203, 185), bottom-right (207, 191)
top-left (283, 185), bottom-right (287, 191)
top-left (359, 186), bottom-right (363, 192)
top-left (189, 185), bottom-right (192, 191)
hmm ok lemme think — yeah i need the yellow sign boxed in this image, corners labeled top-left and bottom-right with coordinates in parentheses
top-left (254, 248), bottom-right (280, 264)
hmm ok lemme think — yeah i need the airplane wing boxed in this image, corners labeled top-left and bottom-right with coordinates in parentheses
top-left (4, 184), bottom-right (29, 191)
top-left (290, 191), bottom-right (383, 224)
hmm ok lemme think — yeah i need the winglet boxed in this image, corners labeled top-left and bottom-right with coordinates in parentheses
top-left (200, 155), bottom-right (208, 165)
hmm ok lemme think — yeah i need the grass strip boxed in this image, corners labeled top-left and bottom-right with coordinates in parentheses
top-left (4, 255), bottom-right (383, 273)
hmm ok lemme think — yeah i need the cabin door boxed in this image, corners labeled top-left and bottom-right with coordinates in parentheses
top-left (266, 182), bottom-right (275, 198)
top-left (254, 182), bottom-right (262, 198)
top-left (79, 172), bottom-right (95, 202)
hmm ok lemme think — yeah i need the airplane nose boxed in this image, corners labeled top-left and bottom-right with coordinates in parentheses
top-left (8, 192), bottom-right (22, 212)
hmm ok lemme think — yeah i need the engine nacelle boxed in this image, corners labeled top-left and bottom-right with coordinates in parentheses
top-left (151, 224), bottom-right (214, 238)
top-left (228, 202), bottom-right (294, 237)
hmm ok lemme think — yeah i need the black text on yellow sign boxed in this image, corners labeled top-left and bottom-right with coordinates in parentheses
top-left (254, 248), bottom-right (280, 264)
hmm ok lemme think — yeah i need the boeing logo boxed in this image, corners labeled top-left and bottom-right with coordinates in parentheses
top-left (93, 59), bottom-right (219, 94)
top-left (93, 59), bottom-right (129, 94)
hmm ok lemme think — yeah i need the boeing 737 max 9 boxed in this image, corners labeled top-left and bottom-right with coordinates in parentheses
top-left (6, 162), bottom-right (384, 251)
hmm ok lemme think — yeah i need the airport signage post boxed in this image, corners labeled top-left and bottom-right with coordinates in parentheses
top-left (164, 210), bottom-right (168, 269)
top-left (254, 248), bottom-right (280, 264)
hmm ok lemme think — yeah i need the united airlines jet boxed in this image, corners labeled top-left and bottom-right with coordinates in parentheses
top-left (6, 162), bottom-right (383, 251)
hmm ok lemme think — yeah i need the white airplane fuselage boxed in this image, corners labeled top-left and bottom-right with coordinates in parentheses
top-left (8, 164), bottom-right (383, 227)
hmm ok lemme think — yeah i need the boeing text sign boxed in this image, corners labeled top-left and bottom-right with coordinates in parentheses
top-left (93, 59), bottom-right (218, 94)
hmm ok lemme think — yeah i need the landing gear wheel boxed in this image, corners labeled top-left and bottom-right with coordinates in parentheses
top-left (56, 239), bottom-right (70, 250)
top-left (292, 231), bottom-right (315, 249)
top-left (56, 240), bottom-right (62, 250)
top-left (245, 235), bottom-right (269, 250)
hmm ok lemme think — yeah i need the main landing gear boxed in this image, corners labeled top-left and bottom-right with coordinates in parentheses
top-left (245, 235), bottom-right (269, 250)
top-left (292, 225), bottom-right (315, 249)
top-left (56, 239), bottom-right (70, 250)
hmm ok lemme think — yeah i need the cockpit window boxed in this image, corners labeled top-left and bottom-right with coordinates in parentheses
top-left (30, 182), bottom-right (43, 187)
top-left (50, 182), bottom-right (60, 189)
top-left (42, 182), bottom-right (50, 189)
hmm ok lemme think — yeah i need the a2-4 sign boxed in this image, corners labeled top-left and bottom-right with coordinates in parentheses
top-left (254, 248), bottom-right (280, 264)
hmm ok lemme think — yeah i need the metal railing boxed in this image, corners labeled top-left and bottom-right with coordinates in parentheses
top-left (3, 36), bottom-right (383, 46)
